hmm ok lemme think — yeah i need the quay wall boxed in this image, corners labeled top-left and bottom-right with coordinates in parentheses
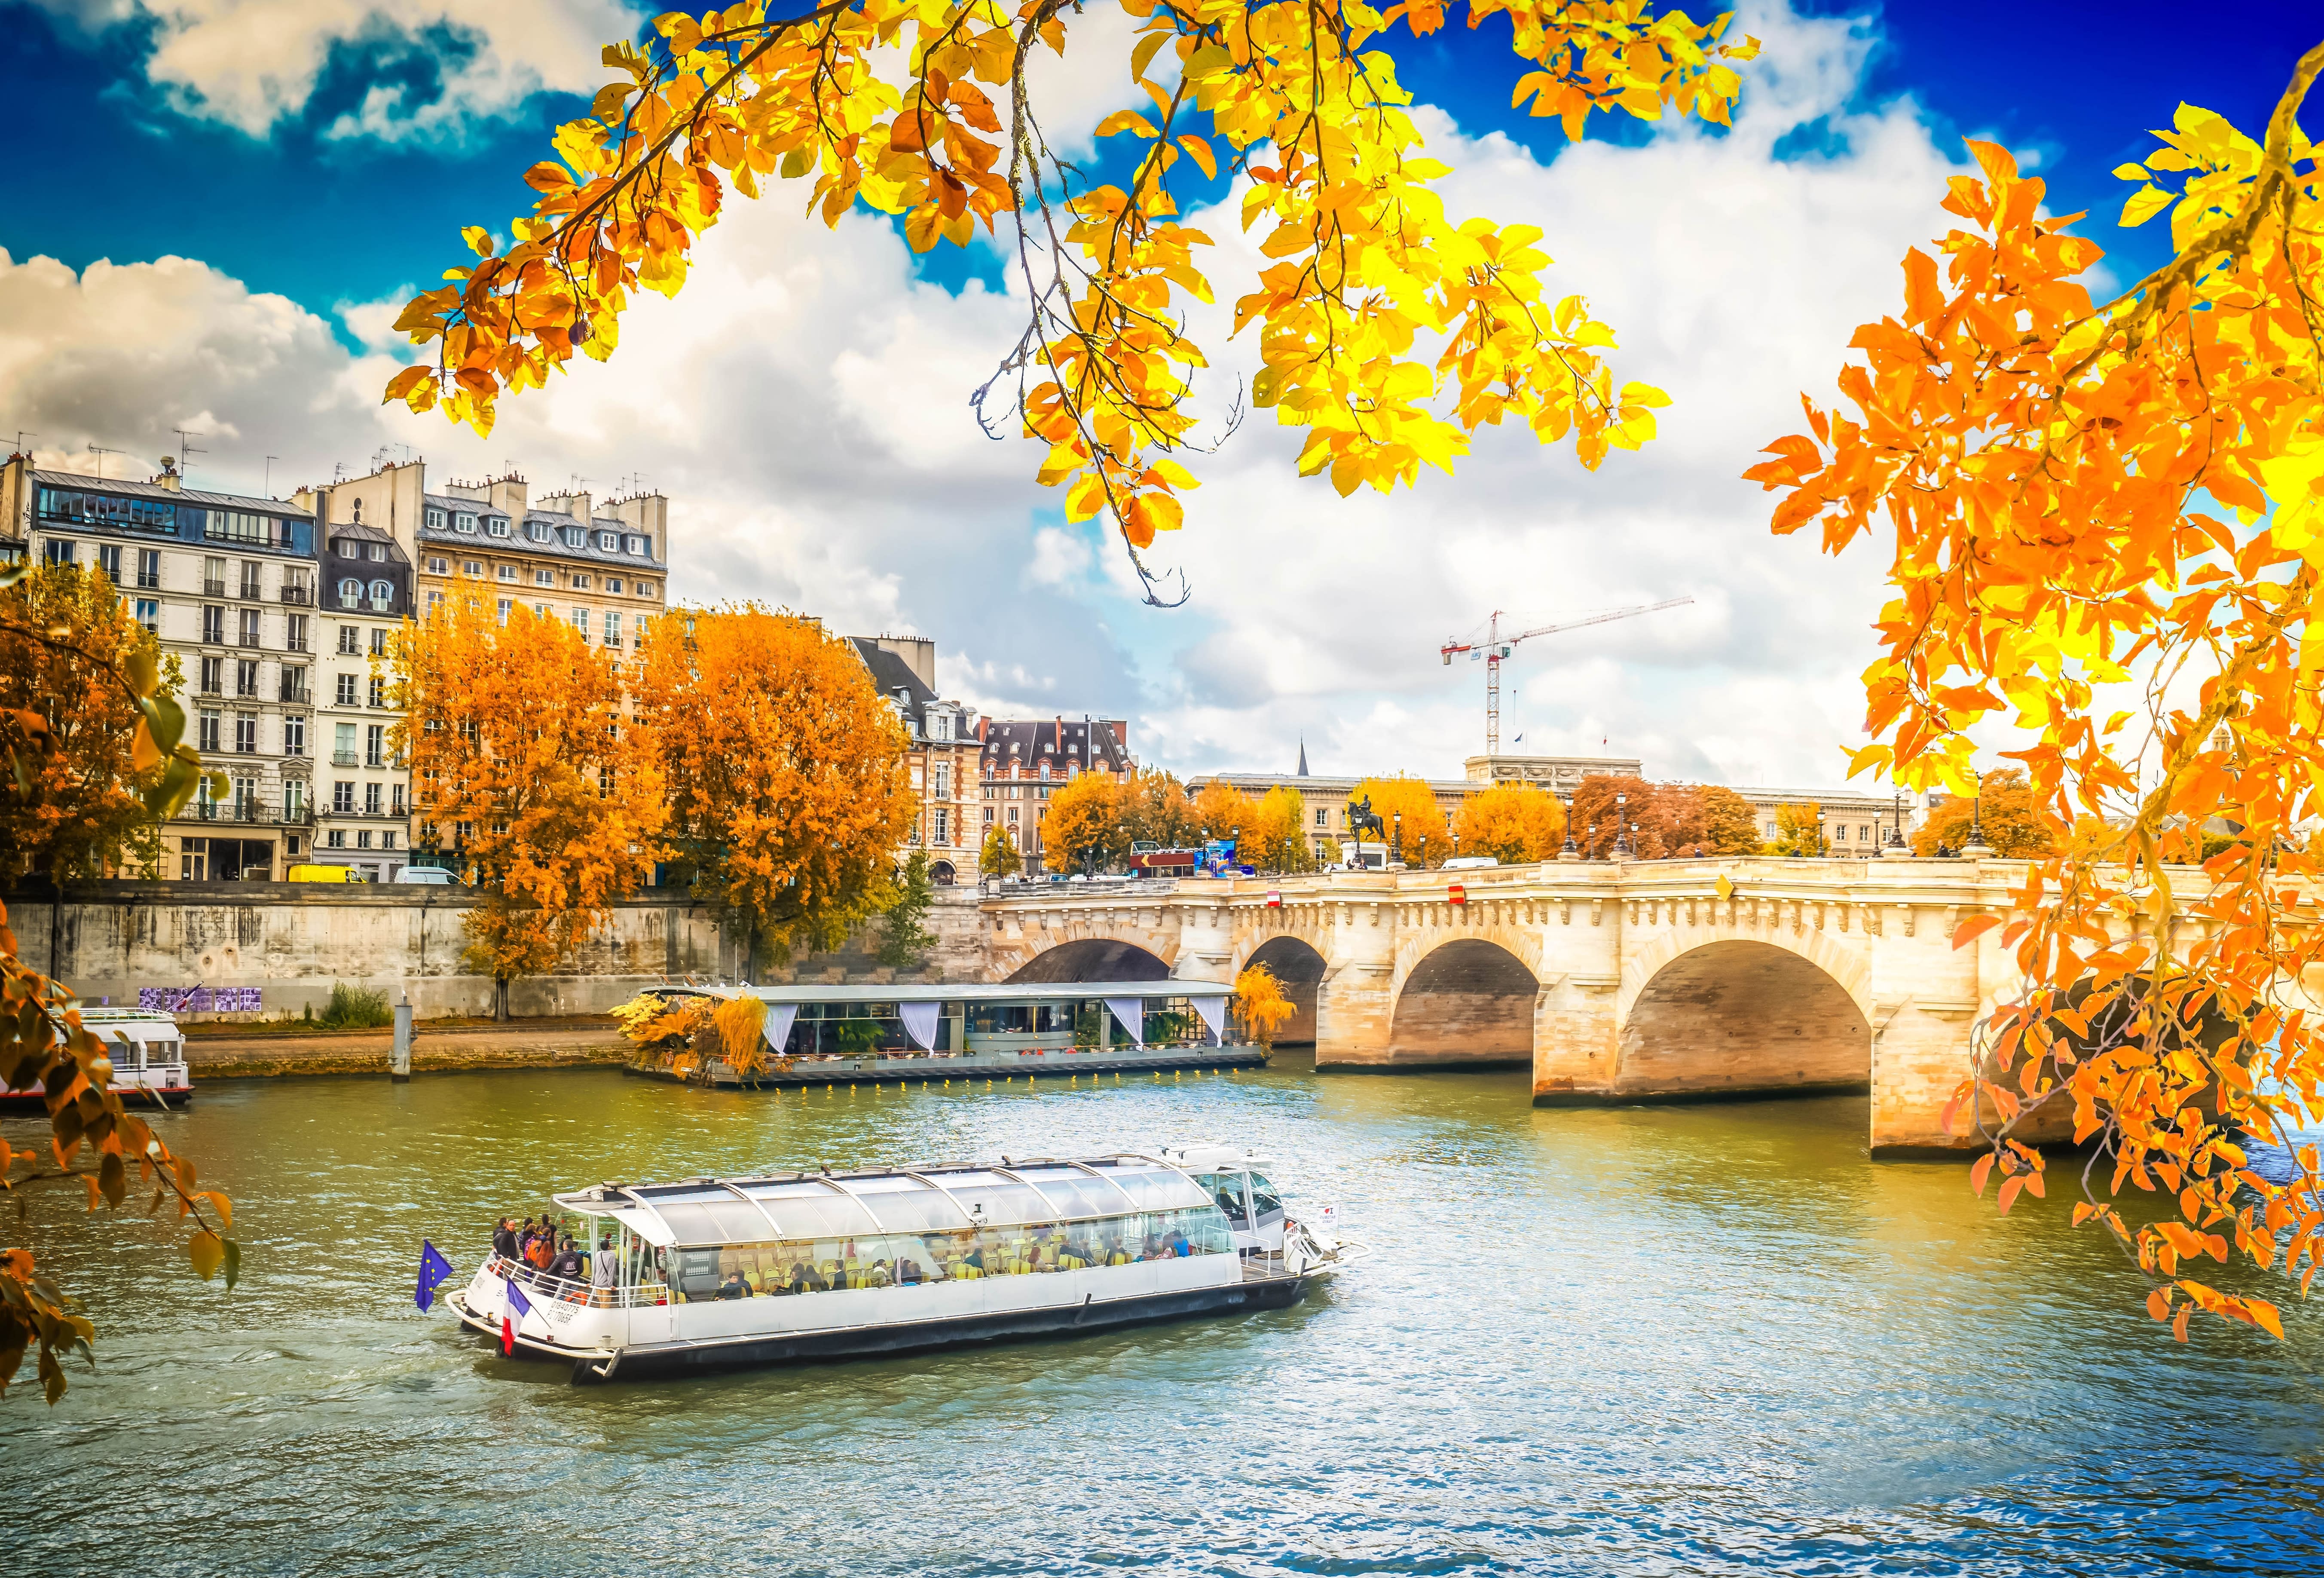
top-left (6, 882), bottom-right (990, 1020)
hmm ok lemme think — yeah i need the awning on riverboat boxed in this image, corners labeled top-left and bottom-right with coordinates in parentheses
top-left (671, 982), bottom-right (1233, 1007)
top-left (551, 1155), bottom-right (1217, 1247)
top-left (654, 980), bottom-right (1239, 1059)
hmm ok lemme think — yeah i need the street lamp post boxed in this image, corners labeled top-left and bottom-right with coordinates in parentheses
top-left (1962, 770), bottom-right (1992, 857)
top-left (1418, 834), bottom-right (1429, 870)
top-left (1391, 811), bottom-right (1404, 868)
top-left (1586, 822), bottom-right (1598, 859)
top-left (1614, 793), bottom-right (1632, 858)
top-left (1560, 793), bottom-right (1580, 861)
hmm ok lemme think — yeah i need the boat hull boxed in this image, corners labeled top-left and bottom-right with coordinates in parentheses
top-left (451, 1272), bottom-right (1312, 1380)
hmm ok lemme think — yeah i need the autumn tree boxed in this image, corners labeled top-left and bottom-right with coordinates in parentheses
top-left (1121, 768), bottom-right (1197, 849)
top-left (386, 3), bottom-right (1755, 597)
top-left (874, 849), bottom-right (939, 968)
top-left (401, 587), bottom-right (669, 1019)
top-left (1770, 802), bottom-right (1823, 857)
top-left (1912, 769), bottom-right (2052, 858)
top-left (1234, 963), bottom-right (1297, 1048)
top-left (633, 605), bottom-right (914, 968)
top-left (1238, 785), bottom-right (1311, 872)
top-left (1748, 40), bottom-right (2324, 1339)
top-left (1698, 784), bottom-right (1761, 855)
top-left (3, 561), bottom-right (235, 1405)
top-left (1347, 775), bottom-right (1451, 867)
top-left (1566, 774), bottom-right (1648, 858)
top-left (1455, 783), bottom-right (1567, 863)
top-left (1040, 769), bottom-right (1127, 872)
top-left (979, 822), bottom-right (1021, 879)
top-left (0, 564), bottom-right (174, 888)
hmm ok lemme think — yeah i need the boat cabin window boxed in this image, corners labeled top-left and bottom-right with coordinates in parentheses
top-left (1195, 1173), bottom-right (1251, 1226)
top-left (1249, 1175), bottom-right (1284, 1218)
top-left (1009, 1165), bottom-right (1135, 1220)
top-left (1083, 1164), bottom-right (1213, 1212)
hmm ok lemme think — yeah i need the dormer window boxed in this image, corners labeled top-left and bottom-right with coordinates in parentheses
top-left (527, 521), bottom-right (550, 544)
top-left (486, 517), bottom-right (511, 538)
top-left (624, 534), bottom-right (645, 555)
top-left (932, 713), bottom-right (951, 742)
top-left (562, 526), bottom-right (584, 548)
top-left (425, 507), bottom-right (446, 530)
top-left (596, 529), bottom-right (618, 550)
top-left (367, 543), bottom-right (386, 562)
top-left (455, 513), bottom-right (477, 534)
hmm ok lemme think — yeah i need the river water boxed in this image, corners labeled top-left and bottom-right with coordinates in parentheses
top-left (5, 1058), bottom-right (2320, 1575)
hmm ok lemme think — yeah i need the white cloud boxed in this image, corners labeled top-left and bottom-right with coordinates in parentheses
top-left (2, 0), bottom-right (1988, 795)
top-left (29, 0), bottom-right (637, 139)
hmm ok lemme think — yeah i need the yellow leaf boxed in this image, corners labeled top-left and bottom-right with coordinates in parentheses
top-left (1094, 110), bottom-right (1158, 140)
top-left (461, 225), bottom-right (497, 258)
top-left (189, 1230), bottom-right (225, 1281)
top-left (2119, 184), bottom-right (2172, 228)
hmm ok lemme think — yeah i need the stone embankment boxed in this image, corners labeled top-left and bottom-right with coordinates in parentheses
top-left (185, 1019), bottom-right (629, 1080)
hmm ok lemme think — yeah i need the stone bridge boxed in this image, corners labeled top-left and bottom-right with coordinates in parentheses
top-left (979, 855), bottom-right (2074, 1154)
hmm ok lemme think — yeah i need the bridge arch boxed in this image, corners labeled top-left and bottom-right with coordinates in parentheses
top-left (1387, 938), bottom-right (1538, 1069)
top-left (1239, 935), bottom-right (1327, 1045)
top-left (1615, 939), bottom-right (1870, 1098)
top-left (1006, 938), bottom-right (1170, 983)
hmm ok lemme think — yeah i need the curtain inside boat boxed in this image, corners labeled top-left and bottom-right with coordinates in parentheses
top-left (763, 1003), bottom-right (798, 1057)
top-left (898, 1001), bottom-right (940, 1051)
top-left (1189, 993), bottom-right (1228, 1045)
top-left (1104, 997), bottom-right (1146, 1047)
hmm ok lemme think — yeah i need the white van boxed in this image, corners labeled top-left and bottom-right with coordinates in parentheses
top-left (1442, 856), bottom-right (1501, 870)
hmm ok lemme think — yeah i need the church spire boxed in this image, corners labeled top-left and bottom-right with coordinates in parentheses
top-left (1296, 736), bottom-right (1309, 777)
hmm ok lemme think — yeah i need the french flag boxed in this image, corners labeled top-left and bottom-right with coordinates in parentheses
top-left (502, 1275), bottom-right (534, 1357)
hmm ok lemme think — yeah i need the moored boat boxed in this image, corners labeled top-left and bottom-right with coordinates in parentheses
top-left (0, 1007), bottom-right (194, 1108)
top-left (444, 1146), bottom-right (1355, 1380)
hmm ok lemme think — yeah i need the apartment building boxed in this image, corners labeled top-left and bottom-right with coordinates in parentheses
top-left (415, 473), bottom-right (668, 656)
top-left (979, 715), bottom-right (1134, 869)
top-left (848, 636), bottom-right (977, 884)
top-left (2, 453), bottom-right (319, 879)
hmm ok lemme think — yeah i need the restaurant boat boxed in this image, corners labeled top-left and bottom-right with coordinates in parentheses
top-left (0, 1007), bottom-right (193, 1109)
top-left (446, 1145), bottom-right (1353, 1380)
top-left (621, 980), bottom-right (1270, 1090)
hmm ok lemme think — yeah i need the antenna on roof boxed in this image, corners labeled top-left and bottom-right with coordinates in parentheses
top-left (11, 430), bottom-right (35, 458)
top-left (263, 454), bottom-right (279, 496)
top-left (173, 428), bottom-right (206, 475)
top-left (86, 442), bottom-right (119, 480)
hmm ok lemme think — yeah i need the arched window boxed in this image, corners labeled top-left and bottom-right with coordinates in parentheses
top-left (338, 577), bottom-right (361, 602)
top-left (369, 580), bottom-right (393, 609)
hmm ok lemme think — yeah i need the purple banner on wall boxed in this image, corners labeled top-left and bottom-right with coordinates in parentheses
top-left (139, 987), bottom-right (262, 1013)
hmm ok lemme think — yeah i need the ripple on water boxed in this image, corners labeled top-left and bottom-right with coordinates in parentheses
top-left (5, 1065), bottom-right (2323, 1576)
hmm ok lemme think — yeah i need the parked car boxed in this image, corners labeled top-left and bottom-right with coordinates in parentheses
top-left (398, 867), bottom-right (460, 887)
top-left (286, 864), bottom-right (358, 883)
top-left (1442, 856), bottom-right (1501, 870)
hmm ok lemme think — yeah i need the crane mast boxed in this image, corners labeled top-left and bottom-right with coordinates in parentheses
top-left (1439, 597), bottom-right (1693, 754)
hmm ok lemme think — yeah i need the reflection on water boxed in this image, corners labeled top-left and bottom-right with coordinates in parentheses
top-left (6, 1057), bottom-right (2322, 1575)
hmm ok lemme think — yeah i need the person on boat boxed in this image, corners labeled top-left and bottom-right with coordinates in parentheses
top-left (864, 1259), bottom-right (893, 1288)
top-left (547, 1236), bottom-right (585, 1282)
top-left (717, 1268), bottom-right (750, 1299)
top-left (492, 1218), bottom-right (518, 1265)
top-left (591, 1234), bottom-right (620, 1306)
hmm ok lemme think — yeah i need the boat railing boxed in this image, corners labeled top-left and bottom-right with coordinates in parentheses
top-left (486, 1254), bottom-right (672, 1309)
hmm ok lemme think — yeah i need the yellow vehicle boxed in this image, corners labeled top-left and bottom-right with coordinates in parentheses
top-left (286, 864), bottom-right (359, 884)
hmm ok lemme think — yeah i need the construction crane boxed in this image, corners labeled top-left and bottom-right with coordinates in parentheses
top-left (1440, 597), bottom-right (1694, 754)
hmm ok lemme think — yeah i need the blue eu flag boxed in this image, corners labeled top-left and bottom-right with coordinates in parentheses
top-left (416, 1240), bottom-right (457, 1311)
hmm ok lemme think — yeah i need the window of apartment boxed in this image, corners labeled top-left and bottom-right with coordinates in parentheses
top-left (572, 573), bottom-right (591, 590)
top-left (602, 610), bottom-right (622, 646)
top-left (533, 568), bottom-right (553, 586)
top-left (486, 517), bottom-right (510, 538)
top-left (234, 712), bottom-right (257, 753)
top-left (365, 724), bottom-right (385, 766)
top-left (934, 808), bottom-right (949, 844)
top-left (426, 590), bottom-right (444, 615)
top-left (571, 607), bottom-right (589, 640)
top-left (334, 721), bottom-right (356, 763)
top-left (496, 563), bottom-right (517, 581)
top-left (239, 561), bottom-right (262, 598)
top-left (455, 513), bottom-right (477, 534)
top-left (383, 829), bottom-right (398, 850)
top-left (595, 530), bottom-right (618, 551)
top-left (360, 628), bottom-right (383, 657)
top-left (42, 539), bottom-right (75, 567)
top-left (933, 764), bottom-right (950, 797)
top-left (391, 783), bottom-right (406, 815)
top-left (605, 576), bottom-right (624, 594)
top-left (284, 779), bottom-right (306, 816)
top-left (285, 613), bottom-right (308, 652)
top-left (179, 838), bottom-right (207, 880)
top-left (426, 556), bottom-right (448, 574)
top-left (199, 656), bottom-right (223, 694)
top-left (356, 829), bottom-right (373, 849)
top-left (984, 805), bottom-right (994, 824)
top-left (426, 507), bottom-right (446, 530)
top-left (281, 666), bottom-right (309, 704)
top-left (636, 581), bottom-right (656, 598)
top-left (237, 607), bottom-right (261, 647)
top-left (201, 605), bottom-right (223, 643)
top-left (333, 781), bottom-right (354, 813)
top-left (367, 676), bottom-right (387, 708)
top-left (135, 598), bottom-right (159, 635)
top-left (462, 560), bottom-right (483, 577)
top-left (203, 555), bottom-right (225, 593)
top-left (235, 659), bottom-right (258, 697)
top-left (624, 534), bottom-right (646, 555)
top-left (336, 673), bottom-right (358, 705)
top-left (338, 577), bottom-right (362, 603)
top-left (1316, 807), bottom-right (1328, 828)
top-left (526, 521), bottom-right (550, 544)
top-left (496, 598), bottom-right (512, 626)
top-left (368, 580), bottom-right (393, 611)
top-left (561, 526), bottom-right (584, 548)
top-left (364, 782), bottom-right (382, 815)
top-left (327, 828), bottom-right (346, 848)
top-left (367, 543), bottom-right (387, 562)
top-left (337, 625), bottom-right (360, 655)
top-left (198, 709), bottom-right (221, 752)
top-left (136, 548), bottom-right (160, 588)
top-left (285, 715), bottom-right (306, 756)
top-left (95, 543), bottom-right (122, 583)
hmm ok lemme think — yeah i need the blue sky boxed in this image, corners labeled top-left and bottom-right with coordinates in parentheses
top-left (2, 1), bottom-right (2318, 786)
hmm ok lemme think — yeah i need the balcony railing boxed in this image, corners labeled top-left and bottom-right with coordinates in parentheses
top-left (136, 573), bottom-right (160, 590)
top-left (280, 585), bottom-right (313, 606)
top-left (238, 582), bottom-right (263, 602)
top-left (331, 750), bottom-right (358, 766)
top-left (186, 800), bottom-right (316, 827)
top-left (238, 633), bottom-right (261, 650)
top-left (281, 679), bottom-right (309, 703)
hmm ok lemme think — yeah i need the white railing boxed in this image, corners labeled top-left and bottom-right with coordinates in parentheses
top-left (486, 1254), bottom-right (670, 1309)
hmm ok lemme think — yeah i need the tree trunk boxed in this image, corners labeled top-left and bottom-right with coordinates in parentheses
top-left (495, 976), bottom-right (511, 1023)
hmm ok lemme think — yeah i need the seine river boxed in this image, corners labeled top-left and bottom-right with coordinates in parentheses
top-left (6, 1058), bottom-right (2321, 1575)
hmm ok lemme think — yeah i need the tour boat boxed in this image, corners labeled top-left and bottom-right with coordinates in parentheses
top-left (444, 1144), bottom-right (1355, 1380)
top-left (0, 1007), bottom-right (193, 1108)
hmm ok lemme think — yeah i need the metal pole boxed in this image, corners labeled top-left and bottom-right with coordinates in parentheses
top-left (391, 985), bottom-right (413, 1083)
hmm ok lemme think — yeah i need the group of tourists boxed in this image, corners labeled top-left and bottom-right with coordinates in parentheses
top-left (491, 1215), bottom-right (634, 1305)
top-left (700, 1222), bottom-right (1199, 1301)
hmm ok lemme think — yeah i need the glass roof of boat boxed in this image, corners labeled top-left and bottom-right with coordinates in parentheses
top-left (555, 1155), bottom-right (1216, 1244)
top-left (668, 981), bottom-right (1230, 1005)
